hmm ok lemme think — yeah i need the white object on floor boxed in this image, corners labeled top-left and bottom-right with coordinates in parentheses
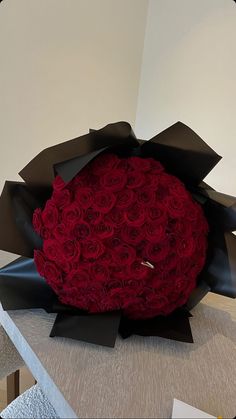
top-left (0, 325), bottom-right (23, 380)
top-left (0, 384), bottom-right (58, 419)
top-left (172, 399), bottom-right (216, 419)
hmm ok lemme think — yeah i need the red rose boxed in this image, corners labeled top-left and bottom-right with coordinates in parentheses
top-left (144, 221), bottom-right (166, 242)
top-left (164, 196), bottom-right (186, 218)
top-left (113, 244), bottom-right (136, 265)
top-left (94, 191), bottom-right (116, 213)
top-left (90, 263), bottom-right (109, 282)
top-left (62, 203), bottom-right (82, 227)
top-left (124, 203), bottom-right (146, 227)
top-left (145, 241), bottom-right (170, 263)
top-left (126, 304), bottom-right (148, 320)
top-left (93, 220), bottom-right (114, 239)
top-left (105, 279), bottom-right (122, 291)
top-left (110, 264), bottom-right (128, 279)
top-left (156, 253), bottom-right (179, 276)
top-left (172, 219), bottom-right (192, 238)
top-left (171, 275), bottom-right (185, 292)
top-left (75, 187), bottom-right (93, 209)
top-left (71, 172), bottom-right (89, 188)
top-left (43, 239), bottom-right (61, 261)
top-left (99, 249), bottom-right (114, 264)
top-left (124, 305), bottom-right (148, 320)
top-left (61, 240), bottom-right (80, 262)
top-left (53, 175), bottom-right (66, 191)
top-left (84, 207), bottom-right (102, 224)
top-left (126, 170), bottom-right (145, 189)
top-left (100, 169), bottom-right (127, 192)
top-left (148, 205), bottom-right (167, 224)
top-left (122, 278), bottom-right (145, 290)
top-left (59, 267), bottom-right (104, 308)
top-left (41, 201), bottom-right (59, 229)
top-left (44, 261), bottom-right (62, 286)
top-left (60, 293), bottom-right (89, 310)
top-left (188, 259), bottom-right (205, 278)
top-left (90, 153), bottom-right (119, 175)
top-left (105, 236), bottom-right (122, 249)
top-left (137, 188), bottom-right (155, 206)
top-left (88, 300), bottom-right (103, 313)
top-left (156, 184), bottom-right (170, 200)
top-left (100, 295), bottom-right (121, 312)
top-left (109, 286), bottom-right (125, 299)
top-left (52, 189), bottom-right (71, 208)
top-left (129, 259), bottom-right (151, 280)
top-left (162, 277), bottom-right (188, 304)
top-left (65, 267), bottom-right (90, 288)
top-left (107, 207), bottom-right (125, 227)
top-left (72, 179), bottom-right (87, 189)
top-left (176, 236), bottom-right (196, 258)
top-left (185, 201), bottom-right (205, 223)
top-left (87, 174), bottom-right (103, 190)
top-left (145, 173), bottom-right (159, 190)
top-left (117, 158), bottom-right (133, 172)
top-left (122, 296), bottom-right (144, 311)
top-left (40, 226), bottom-right (53, 240)
top-left (178, 256), bottom-right (193, 274)
top-left (32, 208), bottom-right (43, 235)
top-left (34, 250), bottom-right (46, 277)
top-left (168, 176), bottom-right (189, 199)
top-left (129, 156), bottom-right (151, 171)
top-left (54, 223), bottom-right (70, 242)
top-left (82, 238), bottom-right (105, 259)
top-left (57, 260), bottom-right (75, 274)
top-left (116, 189), bottom-right (135, 209)
top-left (121, 224), bottom-right (143, 245)
top-left (73, 222), bottom-right (91, 240)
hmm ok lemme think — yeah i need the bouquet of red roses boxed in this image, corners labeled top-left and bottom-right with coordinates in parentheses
top-left (0, 121), bottom-right (235, 347)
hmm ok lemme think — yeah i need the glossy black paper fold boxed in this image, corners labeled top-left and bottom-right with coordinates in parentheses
top-left (119, 309), bottom-right (193, 343)
top-left (19, 121), bottom-right (139, 187)
top-left (201, 188), bottom-right (236, 232)
top-left (202, 231), bottom-right (236, 298)
top-left (0, 120), bottom-right (236, 348)
top-left (0, 257), bottom-right (57, 310)
top-left (0, 182), bottom-right (43, 257)
top-left (186, 280), bottom-right (210, 311)
top-left (141, 122), bottom-right (222, 186)
top-left (187, 184), bottom-right (236, 302)
top-left (50, 312), bottom-right (121, 348)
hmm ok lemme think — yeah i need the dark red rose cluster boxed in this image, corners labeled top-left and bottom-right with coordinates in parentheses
top-left (33, 153), bottom-right (208, 319)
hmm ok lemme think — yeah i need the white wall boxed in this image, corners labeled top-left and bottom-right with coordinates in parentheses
top-left (136, 0), bottom-right (236, 195)
top-left (1, 0), bottom-right (236, 196)
top-left (0, 0), bottom-right (148, 189)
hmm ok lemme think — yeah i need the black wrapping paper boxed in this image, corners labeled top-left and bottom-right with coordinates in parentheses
top-left (0, 121), bottom-right (235, 347)
top-left (119, 309), bottom-right (193, 343)
top-left (141, 122), bottom-right (222, 186)
top-left (50, 312), bottom-right (121, 347)
top-left (0, 257), bottom-right (57, 310)
top-left (19, 121), bottom-right (139, 187)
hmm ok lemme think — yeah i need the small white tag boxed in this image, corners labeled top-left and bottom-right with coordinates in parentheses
top-left (172, 399), bottom-right (216, 418)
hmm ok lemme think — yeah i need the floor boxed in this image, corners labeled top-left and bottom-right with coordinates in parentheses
top-left (0, 367), bottom-right (35, 411)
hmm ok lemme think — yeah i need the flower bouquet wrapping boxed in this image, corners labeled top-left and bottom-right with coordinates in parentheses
top-left (0, 121), bottom-right (235, 347)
